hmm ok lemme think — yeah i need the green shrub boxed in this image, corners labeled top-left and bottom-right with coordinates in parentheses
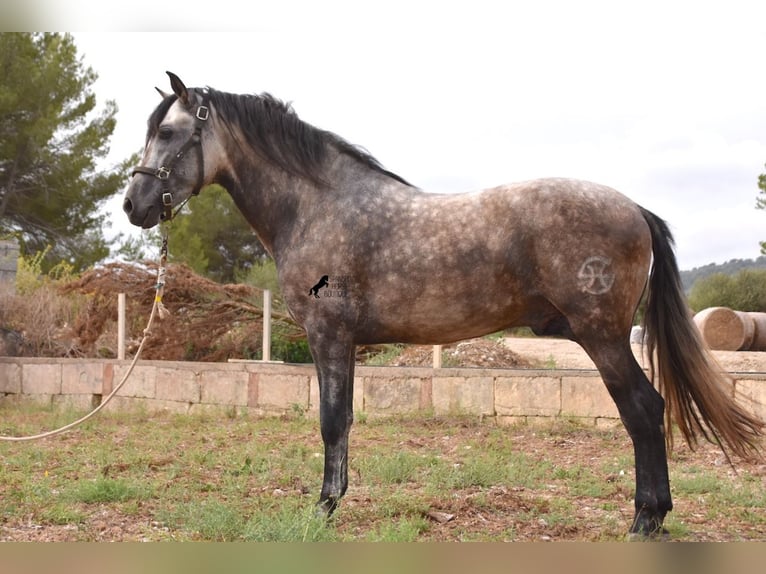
top-left (688, 269), bottom-right (766, 312)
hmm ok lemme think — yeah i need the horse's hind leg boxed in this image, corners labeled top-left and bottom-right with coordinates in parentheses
top-left (578, 337), bottom-right (672, 537)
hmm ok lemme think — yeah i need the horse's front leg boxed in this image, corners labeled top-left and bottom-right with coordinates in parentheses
top-left (309, 331), bottom-right (356, 516)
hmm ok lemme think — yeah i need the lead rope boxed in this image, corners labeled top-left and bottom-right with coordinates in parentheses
top-left (0, 228), bottom-right (172, 442)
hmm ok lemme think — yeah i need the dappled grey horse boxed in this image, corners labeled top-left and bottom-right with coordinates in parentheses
top-left (123, 73), bottom-right (763, 537)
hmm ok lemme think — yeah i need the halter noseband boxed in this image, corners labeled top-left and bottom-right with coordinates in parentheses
top-left (131, 88), bottom-right (211, 222)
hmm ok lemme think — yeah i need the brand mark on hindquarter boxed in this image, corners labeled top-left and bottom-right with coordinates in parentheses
top-left (577, 256), bottom-right (615, 295)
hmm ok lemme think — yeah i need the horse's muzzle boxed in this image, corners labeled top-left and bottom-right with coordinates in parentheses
top-left (123, 195), bottom-right (161, 229)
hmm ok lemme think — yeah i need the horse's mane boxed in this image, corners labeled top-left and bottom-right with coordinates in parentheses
top-left (149, 88), bottom-right (412, 188)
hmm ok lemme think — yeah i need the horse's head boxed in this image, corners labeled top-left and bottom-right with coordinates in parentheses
top-left (123, 72), bottom-right (214, 228)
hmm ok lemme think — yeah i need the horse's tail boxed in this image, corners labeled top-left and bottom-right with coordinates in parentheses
top-left (640, 207), bottom-right (763, 460)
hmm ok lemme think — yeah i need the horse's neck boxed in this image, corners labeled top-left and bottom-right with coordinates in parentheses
top-left (219, 143), bottom-right (412, 257)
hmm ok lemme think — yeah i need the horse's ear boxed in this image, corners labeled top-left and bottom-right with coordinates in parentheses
top-left (155, 86), bottom-right (170, 99)
top-left (166, 71), bottom-right (189, 105)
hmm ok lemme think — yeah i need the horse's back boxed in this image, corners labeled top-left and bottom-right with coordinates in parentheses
top-left (284, 177), bottom-right (652, 344)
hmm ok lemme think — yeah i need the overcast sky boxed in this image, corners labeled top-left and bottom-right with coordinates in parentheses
top-left (13, 1), bottom-right (766, 270)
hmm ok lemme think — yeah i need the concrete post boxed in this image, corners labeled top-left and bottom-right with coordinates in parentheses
top-left (433, 345), bottom-right (442, 368)
top-left (262, 289), bottom-right (271, 362)
top-left (117, 293), bottom-right (126, 360)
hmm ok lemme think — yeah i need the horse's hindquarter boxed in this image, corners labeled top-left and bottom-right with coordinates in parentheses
top-left (281, 178), bottom-right (652, 345)
top-left (517, 179), bottom-right (653, 334)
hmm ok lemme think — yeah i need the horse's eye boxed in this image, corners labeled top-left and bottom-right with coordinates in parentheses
top-left (158, 127), bottom-right (173, 140)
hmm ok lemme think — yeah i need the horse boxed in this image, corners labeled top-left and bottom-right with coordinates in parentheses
top-left (123, 72), bottom-right (763, 537)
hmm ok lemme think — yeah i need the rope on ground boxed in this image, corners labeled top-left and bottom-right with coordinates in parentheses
top-left (0, 233), bottom-right (170, 442)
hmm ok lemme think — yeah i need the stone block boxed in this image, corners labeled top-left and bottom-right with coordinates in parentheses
top-left (61, 362), bottom-right (103, 395)
top-left (147, 398), bottom-right (192, 415)
top-left (248, 373), bottom-right (259, 407)
top-left (21, 363), bottom-right (61, 395)
top-left (112, 364), bottom-right (156, 398)
top-left (432, 376), bottom-right (494, 415)
top-left (364, 376), bottom-right (423, 414)
top-left (495, 375), bottom-right (561, 417)
top-left (156, 366), bottom-right (200, 403)
top-left (497, 415), bottom-right (557, 428)
top-left (561, 376), bottom-right (618, 419)
top-left (200, 370), bottom-right (248, 406)
top-left (54, 393), bottom-right (97, 411)
top-left (353, 376), bottom-right (364, 413)
top-left (258, 374), bottom-right (310, 411)
top-left (309, 375), bottom-right (319, 413)
top-left (0, 362), bottom-right (21, 393)
top-left (18, 394), bottom-right (53, 407)
top-left (100, 395), bottom-right (139, 414)
top-left (734, 378), bottom-right (766, 422)
top-left (188, 403), bottom-right (248, 418)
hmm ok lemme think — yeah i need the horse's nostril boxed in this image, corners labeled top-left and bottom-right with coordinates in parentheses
top-left (123, 198), bottom-right (133, 214)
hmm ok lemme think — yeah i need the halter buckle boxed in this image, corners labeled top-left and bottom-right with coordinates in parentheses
top-left (196, 106), bottom-right (209, 121)
top-left (162, 192), bottom-right (173, 206)
top-left (157, 166), bottom-right (171, 180)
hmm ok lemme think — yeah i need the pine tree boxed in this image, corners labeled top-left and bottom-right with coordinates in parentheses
top-left (168, 184), bottom-right (269, 283)
top-left (0, 33), bottom-right (129, 271)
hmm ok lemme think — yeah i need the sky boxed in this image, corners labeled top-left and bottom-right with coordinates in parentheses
top-left (7, 1), bottom-right (766, 270)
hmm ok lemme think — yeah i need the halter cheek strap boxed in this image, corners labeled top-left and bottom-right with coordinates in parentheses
top-left (131, 88), bottom-right (211, 222)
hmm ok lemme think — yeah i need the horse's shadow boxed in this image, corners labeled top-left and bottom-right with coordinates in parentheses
top-left (309, 275), bottom-right (329, 298)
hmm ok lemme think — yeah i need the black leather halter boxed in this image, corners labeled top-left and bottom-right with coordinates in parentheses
top-left (131, 88), bottom-right (211, 221)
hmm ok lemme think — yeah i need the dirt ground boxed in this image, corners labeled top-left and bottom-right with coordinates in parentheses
top-left (388, 336), bottom-right (766, 373)
top-left (0, 406), bottom-right (763, 542)
top-left (504, 337), bottom-right (766, 373)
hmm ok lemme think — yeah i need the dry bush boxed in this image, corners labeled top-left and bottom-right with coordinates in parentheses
top-left (1, 260), bottom-right (304, 361)
top-left (0, 281), bottom-right (85, 356)
top-left (60, 261), bottom-right (303, 361)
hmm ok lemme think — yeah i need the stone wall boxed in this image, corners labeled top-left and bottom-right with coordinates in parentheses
top-left (1, 357), bottom-right (765, 426)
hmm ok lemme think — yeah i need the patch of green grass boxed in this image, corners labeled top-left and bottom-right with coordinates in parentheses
top-left (446, 454), bottom-right (510, 489)
top-left (160, 500), bottom-right (246, 541)
top-left (39, 503), bottom-right (87, 525)
top-left (68, 478), bottom-right (148, 504)
top-left (160, 498), bottom-right (339, 542)
top-left (482, 331), bottom-right (506, 341)
top-left (244, 502), bottom-right (338, 542)
top-left (662, 515), bottom-right (691, 539)
top-left (365, 515), bottom-right (430, 542)
top-left (718, 476), bottom-right (766, 508)
top-left (358, 451), bottom-right (432, 485)
top-left (672, 470), bottom-right (722, 496)
top-left (538, 355), bottom-right (558, 369)
top-left (553, 464), bottom-right (615, 498)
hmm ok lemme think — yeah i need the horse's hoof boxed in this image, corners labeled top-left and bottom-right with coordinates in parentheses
top-left (627, 528), bottom-right (670, 542)
top-left (316, 497), bottom-right (339, 518)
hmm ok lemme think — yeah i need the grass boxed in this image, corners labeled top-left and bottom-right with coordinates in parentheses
top-left (70, 478), bottom-right (148, 504)
top-left (0, 404), bottom-right (763, 541)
